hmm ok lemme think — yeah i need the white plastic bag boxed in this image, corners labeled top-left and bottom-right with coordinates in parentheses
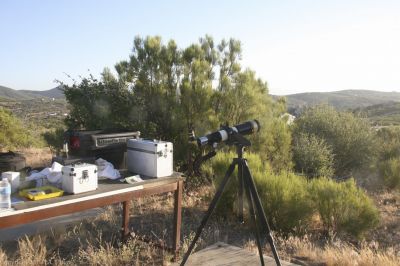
top-left (95, 158), bottom-right (121, 180)
top-left (27, 162), bottom-right (63, 186)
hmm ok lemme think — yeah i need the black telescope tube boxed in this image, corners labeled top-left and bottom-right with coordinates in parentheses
top-left (196, 120), bottom-right (260, 147)
top-left (233, 120), bottom-right (260, 135)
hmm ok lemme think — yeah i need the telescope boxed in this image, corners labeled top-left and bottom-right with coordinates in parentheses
top-left (196, 120), bottom-right (260, 147)
top-left (182, 118), bottom-right (282, 266)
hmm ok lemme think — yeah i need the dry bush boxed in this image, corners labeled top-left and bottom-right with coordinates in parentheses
top-left (15, 235), bottom-right (47, 266)
top-left (0, 249), bottom-right (10, 266)
top-left (77, 236), bottom-right (169, 266)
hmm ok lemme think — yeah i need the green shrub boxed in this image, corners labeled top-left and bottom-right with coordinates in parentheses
top-left (292, 133), bottom-right (334, 178)
top-left (376, 126), bottom-right (400, 160)
top-left (310, 178), bottom-right (379, 237)
top-left (203, 151), bottom-right (237, 215)
top-left (256, 171), bottom-right (313, 235)
top-left (293, 104), bottom-right (377, 176)
top-left (42, 127), bottom-right (66, 154)
top-left (0, 107), bottom-right (38, 149)
top-left (207, 152), bottom-right (313, 235)
top-left (379, 158), bottom-right (400, 190)
top-left (206, 151), bottom-right (379, 237)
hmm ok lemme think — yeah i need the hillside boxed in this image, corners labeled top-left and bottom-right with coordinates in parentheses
top-left (0, 85), bottom-right (34, 100)
top-left (282, 90), bottom-right (400, 112)
top-left (0, 98), bottom-right (68, 129)
top-left (0, 85), bottom-right (64, 100)
top-left (354, 101), bottom-right (400, 126)
top-left (0, 85), bottom-right (67, 129)
top-left (20, 86), bottom-right (64, 99)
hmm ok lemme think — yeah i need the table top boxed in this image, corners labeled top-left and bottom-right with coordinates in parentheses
top-left (0, 172), bottom-right (183, 218)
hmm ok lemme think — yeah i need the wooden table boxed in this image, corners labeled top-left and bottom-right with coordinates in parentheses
top-left (0, 173), bottom-right (183, 258)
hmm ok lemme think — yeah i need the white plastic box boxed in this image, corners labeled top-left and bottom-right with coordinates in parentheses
top-left (61, 163), bottom-right (98, 194)
top-left (127, 139), bottom-right (173, 177)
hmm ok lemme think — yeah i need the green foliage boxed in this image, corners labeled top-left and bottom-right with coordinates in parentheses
top-left (0, 107), bottom-right (38, 149)
top-left (376, 126), bottom-right (400, 160)
top-left (354, 102), bottom-right (400, 126)
top-left (207, 151), bottom-right (379, 237)
top-left (375, 127), bottom-right (400, 190)
top-left (286, 90), bottom-right (400, 113)
top-left (256, 171), bottom-right (314, 235)
top-left (310, 178), bottom-right (379, 237)
top-left (63, 74), bottom-right (136, 130)
top-left (42, 127), bottom-right (66, 153)
top-left (379, 158), bottom-right (400, 190)
top-left (293, 133), bottom-right (334, 178)
top-left (63, 35), bottom-right (291, 171)
top-left (204, 152), bottom-right (237, 215)
top-left (252, 97), bottom-right (293, 172)
top-left (206, 152), bottom-right (313, 235)
top-left (293, 104), bottom-right (377, 176)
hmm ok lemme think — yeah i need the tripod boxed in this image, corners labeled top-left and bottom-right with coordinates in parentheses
top-left (180, 135), bottom-right (281, 266)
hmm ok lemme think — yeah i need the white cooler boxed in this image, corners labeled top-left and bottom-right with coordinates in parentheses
top-left (127, 139), bottom-right (173, 177)
top-left (62, 163), bottom-right (98, 194)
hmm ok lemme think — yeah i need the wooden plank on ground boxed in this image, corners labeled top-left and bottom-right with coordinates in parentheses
top-left (175, 242), bottom-right (296, 266)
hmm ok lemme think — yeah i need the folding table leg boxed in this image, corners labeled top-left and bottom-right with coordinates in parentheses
top-left (122, 200), bottom-right (131, 241)
top-left (173, 180), bottom-right (183, 261)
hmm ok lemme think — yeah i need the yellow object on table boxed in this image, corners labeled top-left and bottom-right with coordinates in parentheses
top-left (19, 186), bottom-right (64, 201)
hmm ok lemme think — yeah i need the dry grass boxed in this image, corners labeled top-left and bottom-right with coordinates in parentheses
top-left (271, 235), bottom-right (399, 266)
top-left (0, 207), bottom-right (169, 266)
top-left (0, 200), bottom-right (400, 266)
top-left (18, 147), bottom-right (53, 168)
top-left (0, 148), bottom-right (398, 265)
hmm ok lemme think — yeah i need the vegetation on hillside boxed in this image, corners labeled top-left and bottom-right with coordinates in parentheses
top-left (59, 36), bottom-right (400, 239)
top-left (61, 35), bottom-right (291, 171)
top-left (0, 107), bottom-right (40, 150)
top-left (0, 85), bottom-right (64, 100)
top-left (375, 127), bottom-right (400, 190)
top-left (2, 36), bottom-right (399, 265)
top-left (292, 133), bottom-right (334, 178)
top-left (292, 105), bottom-right (377, 177)
top-left (0, 98), bottom-right (67, 150)
top-left (354, 101), bottom-right (400, 126)
top-left (284, 90), bottom-right (400, 114)
top-left (203, 152), bottom-right (379, 237)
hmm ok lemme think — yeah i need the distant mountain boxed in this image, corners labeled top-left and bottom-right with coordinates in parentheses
top-left (281, 90), bottom-right (400, 111)
top-left (20, 86), bottom-right (64, 99)
top-left (0, 85), bottom-right (34, 100)
top-left (0, 85), bottom-right (64, 100)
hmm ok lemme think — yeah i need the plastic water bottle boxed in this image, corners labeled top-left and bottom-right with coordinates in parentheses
top-left (0, 177), bottom-right (11, 210)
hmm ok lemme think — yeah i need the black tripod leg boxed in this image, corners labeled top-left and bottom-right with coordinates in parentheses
top-left (243, 176), bottom-right (265, 266)
top-left (180, 161), bottom-right (237, 266)
top-left (238, 162), bottom-right (244, 223)
top-left (243, 162), bottom-right (282, 266)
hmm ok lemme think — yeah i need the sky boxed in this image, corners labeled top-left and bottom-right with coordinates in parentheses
top-left (0, 0), bottom-right (399, 95)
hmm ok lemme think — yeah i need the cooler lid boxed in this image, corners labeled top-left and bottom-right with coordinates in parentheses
top-left (127, 139), bottom-right (172, 153)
